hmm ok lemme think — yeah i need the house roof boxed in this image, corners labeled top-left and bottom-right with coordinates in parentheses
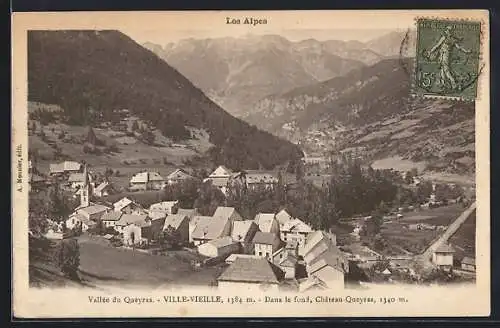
top-left (209, 165), bottom-right (232, 178)
top-left (254, 213), bottom-right (278, 233)
top-left (68, 213), bottom-right (86, 222)
top-left (461, 256), bottom-right (475, 265)
top-left (113, 197), bottom-right (134, 212)
top-left (68, 173), bottom-right (85, 183)
top-left (225, 254), bottom-right (261, 263)
top-left (275, 209), bottom-right (293, 226)
top-left (148, 210), bottom-right (167, 220)
top-left (191, 216), bottom-right (229, 240)
top-left (163, 214), bottom-right (188, 230)
top-left (253, 231), bottom-right (280, 245)
top-left (435, 244), bottom-right (455, 253)
top-left (101, 211), bottom-right (123, 222)
top-left (308, 248), bottom-right (345, 274)
top-left (149, 201), bottom-right (178, 212)
top-left (72, 214), bottom-right (96, 227)
top-left (205, 236), bottom-right (238, 249)
top-left (213, 206), bottom-right (239, 221)
top-left (312, 266), bottom-right (345, 286)
top-left (130, 171), bottom-right (164, 183)
top-left (217, 257), bottom-right (284, 284)
top-left (94, 181), bottom-right (110, 193)
top-left (177, 208), bottom-right (199, 218)
top-left (77, 204), bottom-right (109, 216)
top-left (231, 220), bottom-right (257, 242)
top-left (298, 276), bottom-right (328, 292)
top-left (63, 161), bottom-right (82, 171)
top-left (116, 214), bottom-right (148, 226)
top-left (274, 249), bottom-right (298, 267)
top-left (302, 231), bottom-right (336, 257)
top-left (282, 218), bottom-right (312, 233)
top-left (166, 169), bottom-right (193, 180)
top-left (279, 254), bottom-right (298, 268)
top-left (49, 163), bottom-right (65, 174)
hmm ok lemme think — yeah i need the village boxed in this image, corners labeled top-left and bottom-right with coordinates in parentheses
top-left (28, 152), bottom-right (477, 291)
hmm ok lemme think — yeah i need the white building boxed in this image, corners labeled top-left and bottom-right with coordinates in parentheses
top-left (217, 257), bottom-right (285, 292)
top-left (129, 171), bottom-right (165, 191)
top-left (432, 244), bottom-right (455, 269)
top-left (197, 236), bottom-right (240, 258)
top-left (253, 231), bottom-right (282, 261)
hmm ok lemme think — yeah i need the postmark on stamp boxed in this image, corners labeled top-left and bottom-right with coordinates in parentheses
top-left (414, 18), bottom-right (482, 100)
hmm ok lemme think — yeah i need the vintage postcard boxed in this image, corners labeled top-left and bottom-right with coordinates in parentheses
top-left (12, 10), bottom-right (490, 318)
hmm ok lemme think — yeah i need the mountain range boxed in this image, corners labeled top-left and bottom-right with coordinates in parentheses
top-left (242, 57), bottom-right (474, 177)
top-left (28, 30), bottom-right (303, 171)
top-left (143, 32), bottom-right (408, 117)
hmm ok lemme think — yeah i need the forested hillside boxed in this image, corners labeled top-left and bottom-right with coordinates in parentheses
top-left (28, 30), bottom-right (303, 170)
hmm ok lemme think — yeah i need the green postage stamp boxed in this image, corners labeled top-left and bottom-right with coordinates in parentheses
top-left (414, 18), bottom-right (482, 100)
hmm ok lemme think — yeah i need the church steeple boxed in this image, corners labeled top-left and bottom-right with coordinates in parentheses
top-left (80, 164), bottom-right (90, 208)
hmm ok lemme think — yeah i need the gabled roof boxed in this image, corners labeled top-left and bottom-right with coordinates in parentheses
top-left (148, 210), bottom-right (167, 220)
top-left (163, 214), bottom-right (189, 230)
top-left (68, 213), bottom-right (86, 222)
top-left (101, 211), bottom-right (123, 222)
top-left (69, 213), bottom-right (96, 226)
top-left (116, 213), bottom-right (148, 226)
top-left (435, 244), bottom-right (455, 253)
top-left (149, 201), bottom-right (178, 212)
top-left (312, 266), bottom-right (345, 285)
top-left (217, 257), bottom-right (284, 284)
top-left (308, 248), bottom-right (346, 274)
top-left (113, 197), bottom-right (134, 212)
top-left (205, 236), bottom-right (238, 249)
top-left (282, 218), bottom-right (312, 233)
top-left (130, 171), bottom-right (164, 183)
top-left (166, 169), bottom-right (193, 180)
top-left (231, 220), bottom-right (257, 242)
top-left (213, 206), bottom-right (239, 221)
top-left (209, 165), bottom-right (232, 178)
top-left (298, 276), bottom-right (328, 292)
top-left (94, 181), bottom-right (110, 193)
top-left (275, 209), bottom-right (293, 226)
top-left (278, 252), bottom-right (298, 268)
top-left (148, 171), bottom-right (165, 181)
top-left (68, 173), bottom-right (85, 183)
top-left (191, 216), bottom-right (229, 240)
top-left (253, 231), bottom-right (280, 246)
top-left (254, 213), bottom-right (278, 233)
top-left (77, 204), bottom-right (110, 216)
top-left (49, 163), bottom-right (65, 174)
top-left (461, 256), bottom-right (475, 265)
top-left (302, 230), bottom-right (336, 257)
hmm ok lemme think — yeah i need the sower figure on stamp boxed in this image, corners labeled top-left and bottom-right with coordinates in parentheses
top-left (426, 26), bottom-right (471, 90)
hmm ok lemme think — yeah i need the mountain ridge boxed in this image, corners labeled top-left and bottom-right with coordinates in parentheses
top-left (28, 30), bottom-right (303, 171)
top-left (143, 34), bottom-right (375, 116)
